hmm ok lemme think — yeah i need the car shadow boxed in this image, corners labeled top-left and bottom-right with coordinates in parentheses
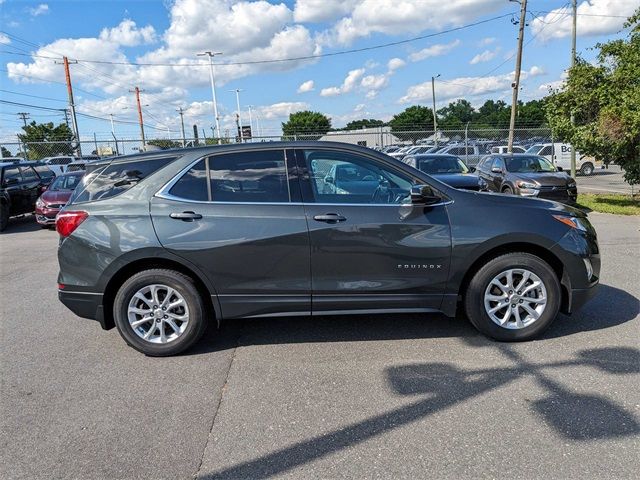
top-left (200, 344), bottom-right (639, 479)
top-left (1, 214), bottom-right (44, 234)
top-left (185, 283), bottom-right (636, 356)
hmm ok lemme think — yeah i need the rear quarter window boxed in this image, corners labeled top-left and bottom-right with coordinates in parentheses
top-left (69, 156), bottom-right (177, 204)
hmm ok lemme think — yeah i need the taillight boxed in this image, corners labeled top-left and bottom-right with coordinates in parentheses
top-left (56, 211), bottom-right (88, 237)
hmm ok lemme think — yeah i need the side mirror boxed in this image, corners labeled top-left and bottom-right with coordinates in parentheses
top-left (469, 166), bottom-right (477, 173)
top-left (556, 166), bottom-right (563, 172)
top-left (491, 166), bottom-right (503, 173)
top-left (40, 185), bottom-right (48, 193)
top-left (325, 176), bottom-right (334, 184)
top-left (411, 185), bottom-right (441, 206)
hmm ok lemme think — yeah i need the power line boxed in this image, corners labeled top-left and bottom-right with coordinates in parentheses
top-left (0, 89), bottom-right (68, 103)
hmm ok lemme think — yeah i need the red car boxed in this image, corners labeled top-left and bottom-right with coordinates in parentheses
top-left (35, 171), bottom-right (84, 227)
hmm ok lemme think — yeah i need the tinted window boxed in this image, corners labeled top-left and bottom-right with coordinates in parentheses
top-left (418, 156), bottom-right (468, 174)
top-left (505, 156), bottom-right (555, 173)
top-left (33, 164), bottom-right (55, 179)
top-left (70, 156), bottom-right (176, 204)
top-left (19, 166), bottom-right (38, 180)
top-left (302, 149), bottom-right (414, 204)
top-left (209, 150), bottom-right (289, 203)
top-left (2, 167), bottom-right (21, 186)
top-left (169, 159), bottom-right (208, 201)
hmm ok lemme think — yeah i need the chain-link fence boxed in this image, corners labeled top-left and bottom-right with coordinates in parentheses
top-left (0, 127), bottom-right (554, 167)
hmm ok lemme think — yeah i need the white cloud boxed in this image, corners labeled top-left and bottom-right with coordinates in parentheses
top-left (408, 40), bottom-right (461, 62)
top-left (399, 66), bottom-right (545, 104)
top-left (530, 0), bottom-right (637, 41)
top-left (0, 33), bottom-right (10, 45)
top-left (478, 37), bottom-right (496, 46)
top-left (297, 80), bottom-right (315, 93)
top-left (470, 48), bottom-right (499, 65)
top-left (387, 57), bottom-right (406, 71)
top-left (320, 68), bottom-right (365, 96)
top-left (99, 19), bottom-right (157, 46)
top-left (323, 0), bottom-right (505, 45)
top-left (29, 4), bottom-right (49, 16)
top-left (528, 66), bottom-right (545, 77)
top-left (256, 101), bottom-right (310, 119)
top-left (293, 0), bottom-right (358, 23)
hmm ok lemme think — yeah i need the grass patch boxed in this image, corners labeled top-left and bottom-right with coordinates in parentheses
top-left (576, 194), bottom-right (640, 215)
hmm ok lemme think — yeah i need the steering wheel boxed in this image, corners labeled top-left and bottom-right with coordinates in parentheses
top-left (372, 182), bottom-right (393, 204)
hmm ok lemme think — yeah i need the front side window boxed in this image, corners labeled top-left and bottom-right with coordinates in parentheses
top-left (19, 166), bottom-right (38, 180)
top-left (33, 164), bottom-right (55, 179)
top-left (491, 158), bottom-right (505, 172)
top-left (505, 156), bottom-right (556, 173)
top-left (301, 149), bottom-right (414, 204)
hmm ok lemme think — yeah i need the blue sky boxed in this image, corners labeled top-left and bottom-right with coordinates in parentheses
top-left (0, 0), bottom-right (637, 142)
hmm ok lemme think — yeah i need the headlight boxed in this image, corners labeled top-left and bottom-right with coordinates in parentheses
top-left (516, 181), bottom-right (538, 189)
top-left (553, 214), bottom-right (588, 231)
top-left (567, 182), bottom-right (577, 188)
top-left (478, 178), bottom-right (488, 190)
top-left (36, 198), bottom-right (45, 208)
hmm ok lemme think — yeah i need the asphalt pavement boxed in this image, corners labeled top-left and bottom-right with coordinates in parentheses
top-left (1, 212), bottom-right (638, 479)
top-left (576, 165), bottom-right (635, 195)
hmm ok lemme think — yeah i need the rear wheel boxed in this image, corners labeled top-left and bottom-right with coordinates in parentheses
top-left (464, 253), bottom-right (561, 341)
top-left (580, 162), bottom-right (594, 176)
top-left (0, 203), bottom-right (8, 232)
top-left (113, 269), bottom-right (208, 356)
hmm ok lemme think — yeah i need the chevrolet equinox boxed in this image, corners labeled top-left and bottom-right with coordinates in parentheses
top-left (57, 142), bottom-right (600, 356)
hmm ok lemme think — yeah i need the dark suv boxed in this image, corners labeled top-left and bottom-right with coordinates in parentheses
top-left (57, 142), bottom-right (599, 356)
top-left (1, 161), bottom-right (56, 231)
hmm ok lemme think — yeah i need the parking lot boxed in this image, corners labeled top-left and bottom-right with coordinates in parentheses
top-left (1, 212), bottom-right (638, 479)
top-left (576, 165), bottom-right (635, 195)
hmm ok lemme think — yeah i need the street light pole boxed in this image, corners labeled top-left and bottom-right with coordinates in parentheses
top-left (231, 89), bottom-right (244, 142)
top-left (197, 51), bottom-right (223, 144)
top-left (431, 74), bottom-right (440, 146)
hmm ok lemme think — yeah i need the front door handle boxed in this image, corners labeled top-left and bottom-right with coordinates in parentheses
top-left (313, 213), bottom-right (346, 223)
top-left (170, 211), bottom-right (202, 221)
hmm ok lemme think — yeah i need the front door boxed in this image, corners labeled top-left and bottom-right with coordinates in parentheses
top-left (151, 149), bottom-right (311, 319)
top-left (295, 147), bottom-right (451, 314)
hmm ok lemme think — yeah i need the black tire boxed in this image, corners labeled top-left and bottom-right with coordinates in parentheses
top-left (113, 269), bottom-right (208, 356)
top-left (580, 162), bottom-right (594, 176)
top-left (463, 253), bottom-right (561, 341)
top-left (0, 203), bottom-right (8, 232)
top-left (502, 186), bottom-right (514, 195)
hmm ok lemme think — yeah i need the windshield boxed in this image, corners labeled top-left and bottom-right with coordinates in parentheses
top-left (50, 174), bottom-right (82, 191)
top-left (526, 145), bottom-right (544, 154)
top-left (418, 156), bottom-right (469, 174)
top-left (505, 156), bottom-right (556, 173)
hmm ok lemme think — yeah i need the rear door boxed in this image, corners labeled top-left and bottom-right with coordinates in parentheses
top-left (19, 165), bottom-right (41, 208)
top-left (295, 147), bottom-right (451, 314)
top-left (1, 166), bottom-right (27, 215)
top-left (151, 148), bottom-right (311, 319)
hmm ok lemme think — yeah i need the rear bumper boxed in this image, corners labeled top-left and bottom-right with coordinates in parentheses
top-left (58, 289), bottom-right (109, 329)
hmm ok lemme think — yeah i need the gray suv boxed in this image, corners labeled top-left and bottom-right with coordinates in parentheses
top-left (57, 142), bottom-right (599, 356)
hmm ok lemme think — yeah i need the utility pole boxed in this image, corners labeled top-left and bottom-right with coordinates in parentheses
top-left (130, 86), bottom-right (146, 148)
top-left (176, 107), bottom-right (187, 147)
top-left (197, 51), bottom-right (223, 144)
top-left (17, 112), bottom-right (30, 127)
top-left (431, 74), bottom-right (440, 146)
top-left (109, 114), bottom-right (119, 156)
top-left (569, 0), bottom-right (577, 177)
top-left (231, 89), bottom-right (243, 142)
top-left (507, 0), bottom-right (527, 153)
top-left (247, 104), bottom-right (254, 141)
top-left (56, 56), bottom-right (82, 157)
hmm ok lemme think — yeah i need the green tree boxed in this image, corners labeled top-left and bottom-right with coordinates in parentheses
top-left (147, 139), bottom-right (182, 149)
top-left (516, 99), bottom-right (547, 128)
top-left (17, 121), bottom-right (74, 160)
top-left (546, 9), bottom-right (639, 185)
top-left (437, 100), bottom-right (475, 129)
top-left (388, 106), bottom-right (434, 141)
top-left (344, 118), bottom-right (385, 130)
top-left (281, 111), bottom-right (331, 139)
top-left (1, 146), bottom-right (13, 158)
top-left (474, 100), bottom-right (510, 128)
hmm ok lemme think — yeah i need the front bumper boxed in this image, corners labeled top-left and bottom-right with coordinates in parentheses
top-left (35, 206), bottom-right (60, 225)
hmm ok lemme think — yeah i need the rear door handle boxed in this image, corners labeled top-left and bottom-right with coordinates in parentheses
top-left (170, 211), bottom-right (202, 221)
top-left (313, 213), bottom-right (346, 223)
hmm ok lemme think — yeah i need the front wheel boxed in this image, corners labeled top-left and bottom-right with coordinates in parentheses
top-left (464, 253), bottom-right (561, 341)
top-left (113, 269), bottom-right (208, 356)
top-left (502, 186), bottom-right (514, 195)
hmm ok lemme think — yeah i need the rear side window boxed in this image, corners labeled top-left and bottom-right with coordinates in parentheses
top-left (19, 166), bottom-right (38, 181)
top-left (2, 167), bottom-right (21, 186)
top-left (70, 156), bottom-right (176, 204)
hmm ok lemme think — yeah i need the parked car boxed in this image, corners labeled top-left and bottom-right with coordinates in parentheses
top-left (66, 161), bottom-right (87, 172)
top-left (0, 156), bottom-right (27, 163)
top-left (42, 156), bottom-right (75, 176)
top-left (476, 154), bottom-right (577, 204)
top-left (402, 154), bottom-right (488, 191)
top-left (35, 171), bottom-right (84, 227)
top-left (491, 145), bottom-right (527, 154)
top-left (0, 161), bottom-right (55, 231)
top-left (526, 143), bottom-right (596, 176)
top-left (56, 143), bottom-right (599, 356)
top-left (436, 145), bottom-right (488, 167)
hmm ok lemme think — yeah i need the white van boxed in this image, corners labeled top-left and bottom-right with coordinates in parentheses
top-left (526, 143), bottom-right (596, 175)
